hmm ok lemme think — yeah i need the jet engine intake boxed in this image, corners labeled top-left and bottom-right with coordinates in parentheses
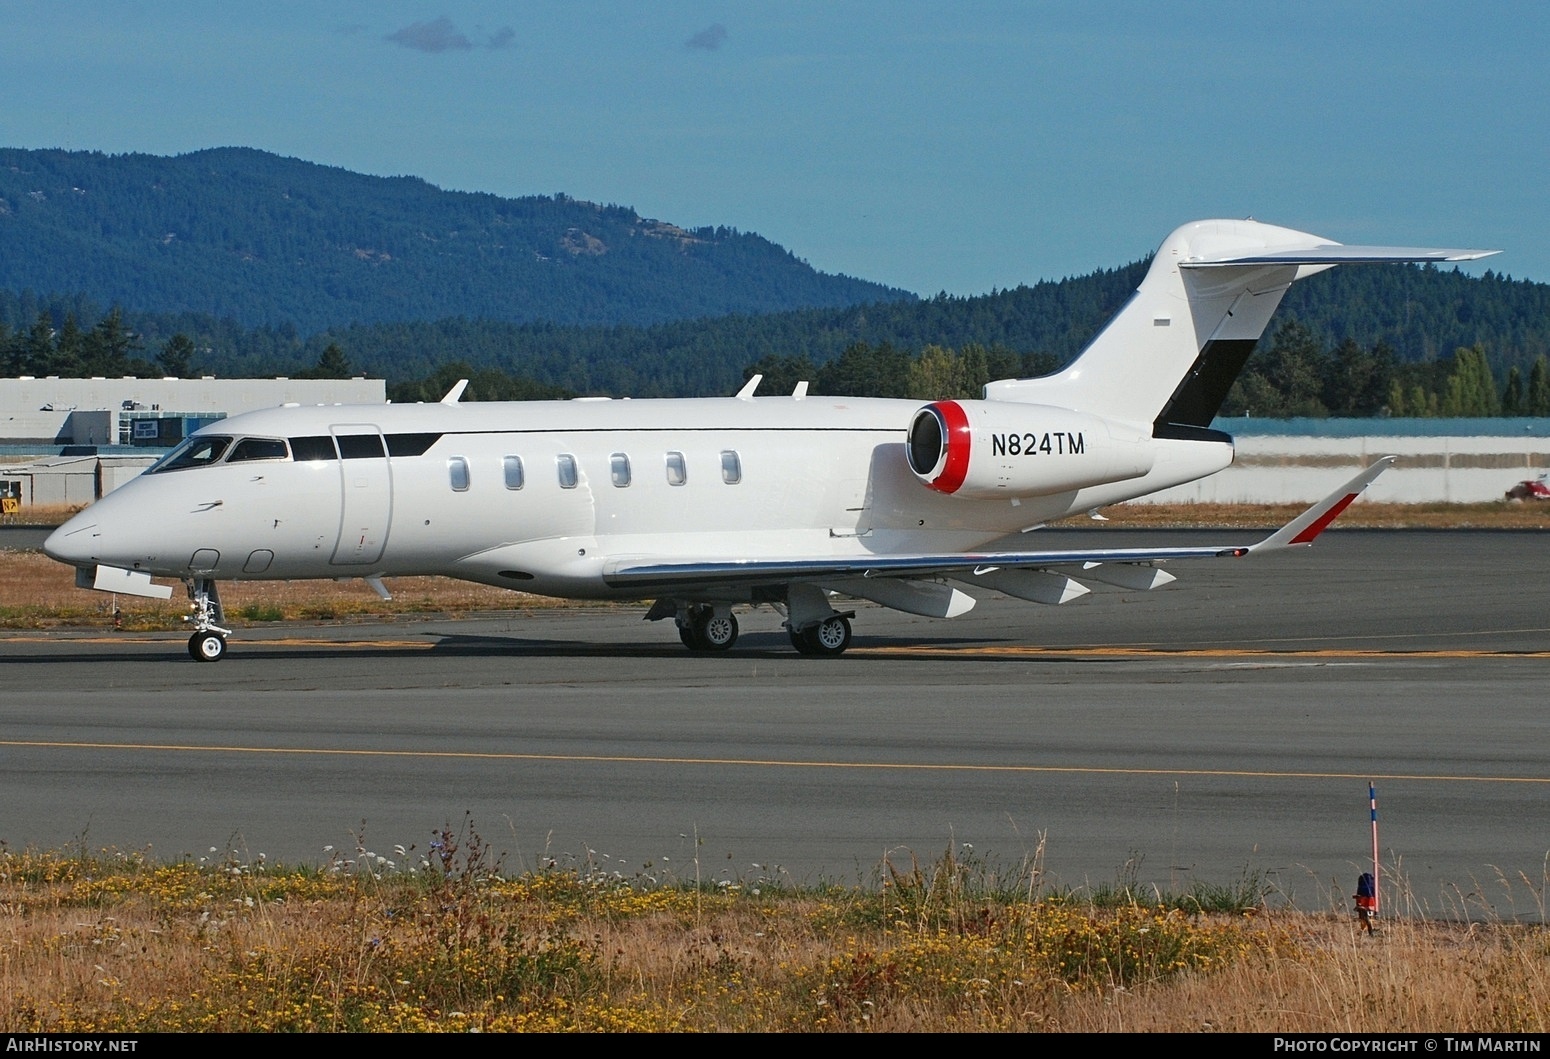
top-left (906, 399), bottom-right (1155, 499)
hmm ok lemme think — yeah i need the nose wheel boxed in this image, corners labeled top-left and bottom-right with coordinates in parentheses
top-left (184, 578), bottom-right (232, 662)
top-left (189, 630), bottom-right (228, 662)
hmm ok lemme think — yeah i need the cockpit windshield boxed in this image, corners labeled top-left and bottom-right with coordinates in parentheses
top-left (147, 435), bottom-right (295, 473)
top-left (227, 437), bottom-right (290, 463)
top-left (147, 435), bottom-right (234, 473)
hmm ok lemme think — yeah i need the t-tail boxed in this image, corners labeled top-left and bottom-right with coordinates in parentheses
top-left (983, 219), bottom-right (1499, 434)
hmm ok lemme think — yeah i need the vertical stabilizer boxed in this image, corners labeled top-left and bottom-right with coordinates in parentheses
top-left (984, 219), bottom-right (1498, 435)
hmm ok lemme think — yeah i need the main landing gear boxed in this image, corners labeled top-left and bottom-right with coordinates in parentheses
top-left (787, 614), bottom-right (852, 657)
top-left (184, 578), bottom-right (232, 662)
top-left (782, 583), bottom-right (854, 658)
top-left (650, 587), bottom-right (856, 656)
top-left (676, 604), bottom-right (739, 652)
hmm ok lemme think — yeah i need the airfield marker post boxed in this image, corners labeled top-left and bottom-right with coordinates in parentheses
top-left (1369, 783), bottom-right (1379, 915)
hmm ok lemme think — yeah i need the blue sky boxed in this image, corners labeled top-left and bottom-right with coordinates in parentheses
top-left (1, 2), bottom-right (1542, 296)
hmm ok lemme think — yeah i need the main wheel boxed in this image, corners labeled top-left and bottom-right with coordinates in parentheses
top-left (698, 611), bottom-right (738, 651)
top-left (189, 631), bottom-right (227, 662)
top-left (680, 608), bottom-right (738, 651)
top-left (796, 615), bottom-right (851, 657)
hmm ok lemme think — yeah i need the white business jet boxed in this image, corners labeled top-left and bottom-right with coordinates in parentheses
top-left (44, 219), bottom-right (1496, 661)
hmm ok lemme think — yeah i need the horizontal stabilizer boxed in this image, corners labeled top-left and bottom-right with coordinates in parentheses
top-left (1183, 245), bottom-right (1500, 267)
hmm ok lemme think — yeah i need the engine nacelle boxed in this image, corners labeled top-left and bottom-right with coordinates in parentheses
top-left (906, 399), bottom-right (1155, 499)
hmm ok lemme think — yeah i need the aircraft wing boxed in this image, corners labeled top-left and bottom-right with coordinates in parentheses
top-left (603, 458), bottom-right (1395, 594)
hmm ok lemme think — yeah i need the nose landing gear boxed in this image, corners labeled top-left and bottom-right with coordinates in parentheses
top-left (184, 578), bottom-right (232, 662)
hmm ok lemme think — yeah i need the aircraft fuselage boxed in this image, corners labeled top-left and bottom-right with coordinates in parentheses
top-left (46, 394), bottom-right (1231, 603)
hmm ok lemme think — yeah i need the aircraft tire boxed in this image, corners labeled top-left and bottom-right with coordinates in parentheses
top-left (697, 611), bottom-right (738, 651)
top-left (189, 631), bottom-right (227, 662)
top-left (796, 616), bottom-right (851, 657)
top-left (681, 608), bottom-right (737, 652)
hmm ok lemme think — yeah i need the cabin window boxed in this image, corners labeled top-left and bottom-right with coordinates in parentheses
top-left (337, 434), bottom-right (386, 459)
top-left (448, 456), bottom-right (470, 492)
top-left (290, 435), bottom-right (339, 462)
top-left (665, 451), bottom-right (687, 486)
top-left (503, 455), bottom-right (525, 490)
top-left (556, 454), bottom-right (579, 489)
top-left (610, 452), bottom-right (631, 488)
top-left (226, 437), bottom-right (289, 463)
top-left (386, 432), bottom-right (442, 457)
top-left (720, 449), bottom-right (742, 485)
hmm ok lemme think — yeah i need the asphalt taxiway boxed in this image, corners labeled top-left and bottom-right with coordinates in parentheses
top-left (3, 529), bottom-right (1547, 916)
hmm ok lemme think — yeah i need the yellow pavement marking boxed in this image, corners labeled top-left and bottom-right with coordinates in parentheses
top-left (0, 738), bottom-right (1544, 786)
top-left (859, 645), bottom-right (1550, 660)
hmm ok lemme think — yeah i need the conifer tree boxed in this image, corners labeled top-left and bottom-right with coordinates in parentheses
top-left (1527, 355), bottom-right (1550, 416)
top-left (1502, 365), bottom-right (1524, 416)
top-left (157, 334), bottom-right (197, 378)
top-left (1440, 343), bottom-right (1499, 417)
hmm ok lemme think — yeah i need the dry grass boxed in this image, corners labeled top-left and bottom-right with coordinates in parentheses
top-left (1, 502), bottom-right (87, 526)
top-left (4, 497), bottom-right (1545, 629)
top-left (1, 839), bottom-right (1544, 1033)
top-left (0, 550), bottom-right (575, 629)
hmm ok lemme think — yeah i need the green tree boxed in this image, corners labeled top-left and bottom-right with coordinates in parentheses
top-left (157, 333), bottom-right (198, 378)
top-left (1439, 343), bottom-right (1499, 417)
top-left (1386, 377), bottom-right (1410, 417)
top-left (297, 342), bottom-right (354, 379)
top-left (83, 307), bottom-right (140, 376)
top-left (1502, 366), bottom-right (1524, 416)
top-left (1527, 355), bottom-right (1550, 416)
top-left (814, 341), bottom-right (912, 398)
top-left (907, 344), bottom-right (963, 400)
top-left (1323, 338), bottom-right (1395, 416)
top-left (22, 312), bottom-right (55, 376)
top-left (956, 342), bottom-right (991, 395)
top-left (46, 315), bottom-right (87, 376)
top-left (742, 353), bottom-right (816, 397)
top-left (1227, 320), bottom-right (1328, 417)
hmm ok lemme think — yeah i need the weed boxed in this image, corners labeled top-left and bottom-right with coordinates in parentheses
top-left (2, 841), bottom-right (1547, 1031)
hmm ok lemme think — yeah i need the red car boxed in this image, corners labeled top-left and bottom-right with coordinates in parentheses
top-left (1506, 474), bottom-right (1550, 501)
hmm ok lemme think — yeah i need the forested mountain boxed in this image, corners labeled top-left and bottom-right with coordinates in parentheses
top-left (4, 254), bottom-right (1549, 413)
top-left (0, 147), bottom-right (910, 330)
top-left (3, 144), bottom-right (1548, 415)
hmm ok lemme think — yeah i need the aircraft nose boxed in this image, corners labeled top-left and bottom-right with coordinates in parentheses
top-left (43, 518), bottom-right (99, 567)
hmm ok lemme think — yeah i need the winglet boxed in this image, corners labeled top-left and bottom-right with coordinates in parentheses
top-left (440, 379), bottom-right (469, 404)
top-left (736, 374), bottom-right (763, 400)
top-left (1248, 456), bottom-right (1397, 553)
